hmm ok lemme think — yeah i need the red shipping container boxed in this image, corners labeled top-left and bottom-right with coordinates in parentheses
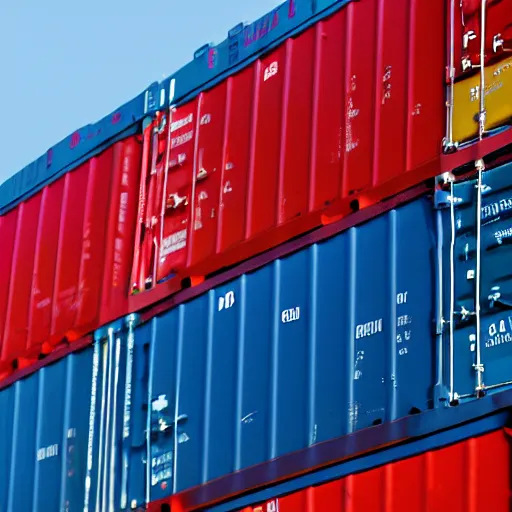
top-left (130, 0), bottom-right (446, 302)
top-left (0, 136), bottom-right (141, 376)
top-left (241, 429), bottom-right (511, 512)
top-left (0, 0), bottom-right (448, 373)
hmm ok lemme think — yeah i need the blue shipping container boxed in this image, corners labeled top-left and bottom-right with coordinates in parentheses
top-left (4, 160), bottom-right (512, 510)
top-left (0, 196), bottom-right (437, 510)
top-left (438, 160), bottom-right (512, 402)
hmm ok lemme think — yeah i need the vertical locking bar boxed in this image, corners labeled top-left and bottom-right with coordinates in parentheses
top-left (449, 181), bottom-right (456, 402)
top-left (158, 79), bottom-right (176, 285)
top-left (130, 117), bottom-right (154, 293)
top-left (478, 0), bottom-right (487, 139)
top-left (100, 330), bottom-right (114, 512)
top-left (108, 334), bottom-right (122, 511)
top-left (146, 318), bottom-right (157, 505)
top-left (444, 0), bottom-right (458, 153)
top-left (474, 161), bottom-right (485, 394)
top-left (83, 342), bottom-right (100, 512)
top-left (120, 314), bottom-right (137, 510)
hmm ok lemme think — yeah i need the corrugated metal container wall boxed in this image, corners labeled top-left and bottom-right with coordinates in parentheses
top-left (449, 0), bottom-right (512, 144)
top-left (438, 160), bottom-right (512, 401)
top-left (0, 0), bottom-right (446, 379)
top-left (231, 428), bottom-right (512, 512)
top-left (113, 197), bottom-right (436, 503)
top-left (0, 196), bottom-right (437, 511)
top-left (130, 0), bottom-right (446, 299)
top-left (0, 136), bottom-right (140, 378)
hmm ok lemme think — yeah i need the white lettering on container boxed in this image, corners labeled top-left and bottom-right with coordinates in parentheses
top-left (482, 198), bottom-right (512, 220)
top-left (486, 317), bottom-right (512, 348)
top-left (37, 443), bottom-right (59, 461)
top-left (171, 130), bottom-right (194, 148)
top-left (218, 291), bottom-right (235, 311)
top-left (161, 229), bottom-right (187, 257)
top-left (356, 319), bottom-right (383, 339)
top-left (253, 500), bottom-right (279, 512)
top-left (263, 61), bottom-right (279, 81)
top-left (170, 114), bottom-right (193, 132)
top-left (281, 307), bottom-right (300, 323)
top-left (200, 113), bottom-right (211, 125)
top-left (396, 291), bottom-right (408, 305)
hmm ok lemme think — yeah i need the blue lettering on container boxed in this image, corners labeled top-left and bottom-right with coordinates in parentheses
top-left (244, 9), bottom-right (280, 47)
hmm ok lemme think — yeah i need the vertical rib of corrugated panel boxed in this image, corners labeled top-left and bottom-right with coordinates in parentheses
top-left (131, 0), bottom-right (445, 296)
top-left (0, 136), bottom-right (141, 377)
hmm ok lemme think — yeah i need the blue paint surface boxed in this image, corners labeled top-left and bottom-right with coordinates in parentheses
top-left (439, 161), bottom-right (512, 399)
top-left (142, 198), bottom-right (436, 497)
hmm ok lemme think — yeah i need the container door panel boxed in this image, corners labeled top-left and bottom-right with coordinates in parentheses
top-left (395, 201), bottom-right (435, 415)
top-left (246, 46), bottom-right (285, 239)
top-left (29, 180), bottom-right (65, 350)
top-left (102, 137), bottom-right (141, 320)
top-left (3, 194), bottom-right (42, 363)
top-left (459, 1), bottom-right (481, 76)
top-left (342, 0), bottom-right (377, 197)
top-left (175, 297), bottom-right (209, 491)
top-left (205, 280), bottom-right (241, 481)
top-left (274, 252), bottom-right (310, 458)
top-left (406, 0), bottom-right (445, 169)
top-left (0, 387), bottom-right (14, 511)
top-left (8, 376), bottom-right (38, 512)
top-left (61, 350), bottom-right (95, 512)
top-left (158, 102), bottom-right (197, 282)
top-left (76, 149), bottom-right (114, 333)
top-left (33, 363), bottom-right (67, 511)
top-left (309, 480), bottom-right (344, 512)
top-left (309, 14), bottom-right (345, 211)
top-left (344, 469), bottom-right (386, 510)
top-left (126, 322), bottom-right (151, 509)
top-left (278, 31), bottom-right (314, 224)
top-left (486, 0), bottom-right (512, 64)
top-left (133, 120), bottom-right (161, 290)
top-left (239, 268), bottom-right (274, 470)
top-left (147, 311), bottom-right (179, 502)
top-left (313, 236), bottom-right (350, 442)
top-left (0, 210), bottom-right (18, 351)
top-left (51, 167), bottom-right (90, 345)
top-left (217, 70), bottom-right (253, 253)
top-left (189, 85), bottom-right (227, 267)
top-left (372, 0), bottom-right (409, 184)
top-left (351, 216), bottom-right (389, 431)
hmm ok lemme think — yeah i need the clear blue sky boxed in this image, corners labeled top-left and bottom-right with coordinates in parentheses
top-left (0, 0), bottom-right (280, 185)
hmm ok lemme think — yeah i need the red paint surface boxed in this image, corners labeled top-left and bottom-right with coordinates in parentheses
top-left (241, 429), bottom-right (511, 512)
top-left (131, 0), bottom-right (446, 301)
top-left (0, 136), bottom-right (141, 376)
top-left (452, 0), bottom-right (512, 80)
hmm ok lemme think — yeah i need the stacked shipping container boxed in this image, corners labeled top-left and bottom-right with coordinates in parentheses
top-left (0, 0), bottom-right (512, 510)
top-left (0, 159), bottom-right (512, 509)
